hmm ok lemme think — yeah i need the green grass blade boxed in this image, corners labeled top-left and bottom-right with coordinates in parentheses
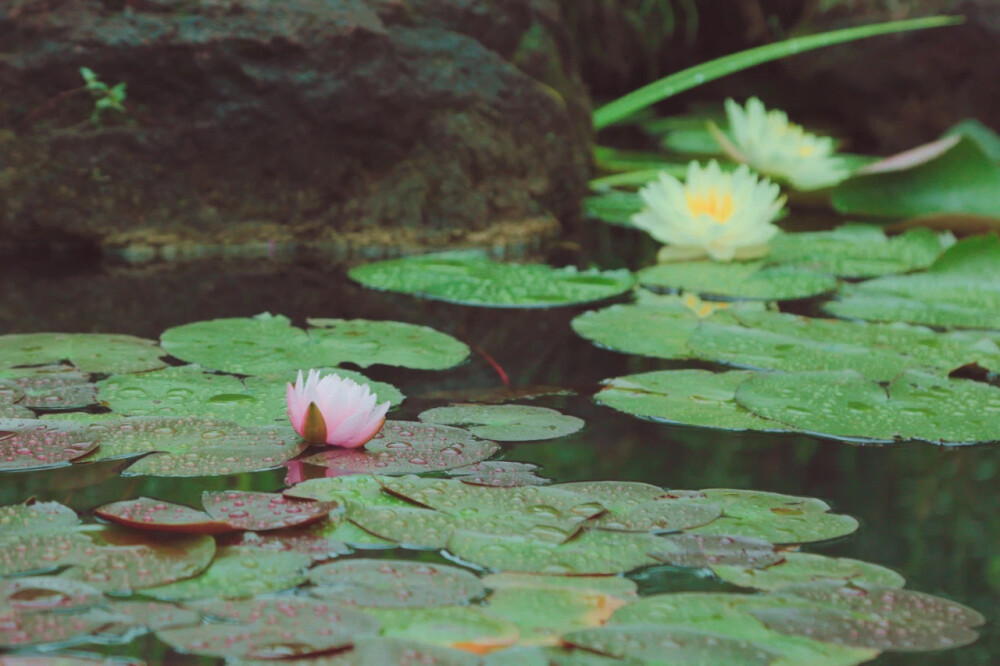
top-left (593, 16), bottom-right (961, 130)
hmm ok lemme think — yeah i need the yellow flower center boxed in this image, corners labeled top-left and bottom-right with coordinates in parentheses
top-left (686, 188), bottom-right (735, 224)
top-left (798, 144), bottom-right (816, 157)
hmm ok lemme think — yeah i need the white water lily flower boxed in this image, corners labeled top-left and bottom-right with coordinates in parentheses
top-left (286, 370), bottom-right (389, 448)
top-left (632, 160), bottom-right (785, 263)
top-left (722, 97), bottom-right (851, 191)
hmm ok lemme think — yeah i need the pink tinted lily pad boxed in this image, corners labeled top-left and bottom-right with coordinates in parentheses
top-left (303, 421), bottom-right (499, 476)
top-left (95, 498), bottom-right (232, 535)
top-left (0, 419), bottom-right (98, 471)
top-left (0, 609), bottom-right (118, 649)
top-left (307, 559), bottom-right (485, 608)
top-left (202, 491), bottom-right (337, 531)
top-left (102, 600), bottom-right (201, 636)
top-left (650, 534), bottom-right (783, 569)
top-left (160, 597), bottom-right (380, 659)
top-left (0, 577), bottom-right (103, 614)
top-left (228, 520), bottom-right (351, 562)
top-left (15, 373), bottom-right (98, 411)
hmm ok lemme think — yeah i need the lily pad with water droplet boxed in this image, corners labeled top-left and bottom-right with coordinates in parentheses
top-left (595, 370), bottom-right (791, 432)
top-left (365, 606), bottom-right (520, 653)
top-left (158, 597), bottom-right (380, 659)
top-left (0, 333), bottom-right (166, 374)
top-left (348, 252), bottom-right (636, 308)
top-left (0, 577), bottom-right (104, 614)
top-left (227, 518), bottom-right (350, 562)
top-left (735, 369), bottom-right (1000, 445)
top-left (446, 461), bottom-right (551, 487)
top-left (102, 600), bottom-right (201, 635)
top-left (483, 586), bottom-right (626, 646)
top-left (562, 624), bottom-right (782, 665)
top-left (201, 491), bottom-right (338, 531)
top-left (446, 529), bottom-right (662, 575)
top-left (0, 608), bottom-right (119, 650)
top-left (0, 371), bottom-right (97, 411)
top-left (482, 572), bottom-right (639, 600)
top-left (161, 313), bottom-right (469, 375)
top-left (95, 497), bottom-right (232, 535)
top-left (650, 534), bottom-right (783, 569)
top-left (418, 405), bottom-right (584, 442)
top-left (0, 419), bottom-right (99, 471)
top-left (688, 489), bottom-right (859, 545)
top-left (303, 421), bottom-right (499, 476)
top-left (76, 417), bottom-right (306, 476)
top-left (555, 481), bottom-right (721, 533)
top-left (145, 546), bottom-right (310, 601)
top-left (711, 553), bottom-right (905, 591)
top-left (308, 559), bottom-right (485, 608)
top-left (553, 481), bottom-right (668, 511)
top-left (0, 500), bottom-right (79, 535)
top-left (767, 225), bottom-right (948, 278)
top-left (347, 504), bottom-right (460, 549)
top-left (823, 234), bottom-right (1000, 329)
top-left (638, 261), bottom-right (837, 301)
top-left (609, 593), bottom-right (880, 666)
top-left (284, 473), bottom-right (403, 506)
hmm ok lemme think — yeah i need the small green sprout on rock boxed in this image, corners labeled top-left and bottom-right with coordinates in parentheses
top-left (80, 67), bottom-right (127, 124)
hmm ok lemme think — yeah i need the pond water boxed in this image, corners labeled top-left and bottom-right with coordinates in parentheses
top-left (1, 241), bottom-right (998, 665)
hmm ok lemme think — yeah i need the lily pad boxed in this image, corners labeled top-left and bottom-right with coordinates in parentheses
top-left (446, 461), bottom-right (551, 487)
top-left (483, 586), bottom-right (625, 646)
top-left (832, 135), bottom-right (1000, 219)
top-left (347, 504), bottom-right (462, 550)
top-left (158, 597), bottom-right (380, 659)
top-left (0, 420), bottom-right (99, 471)
top-left (2, 372), bottom-right (97, 411)
top-left (767, 225), bottom-right (948, 278)
top-left (308, 559), bottom-right (485, 608)
top-left (102, 600), bottom-right (201, 634)
top-left (77, 417), bottom-right (306, 476)
top-left (145, 546), bottom-right (310, 601)
top-left (161, 313), bottom-right (468, 375)
top-left (0, 333), bottom-right (166, 374)
top-left (595, 370), bottom-right (790, 432)
top-left (824, 291), bottom-right (1000, 331)
top-left (0, 609), bottom-right (118, 650)
top-left (418, 405), bottom-right (584, 442)
top-left (735, 370), bottom-right (1000, 445)
top-left (637, 261), bottom-right (837, 301)
top-left (348, 252), bottom-right (635, 308)
top-left (229, 519), bottom-right (351, 562)
top-left (688, 489), bottom-right (859, 545)
top-left (554, 481), bottom-right (668, 511)
top-left (563, 624), bottom-right (781, 665)
top-left (446, 529), bottom-right (662, 575)
top-left (711, 553), bottom-right (905, 591)
top-left (779, 582), bottom-right (984, 626)
top-left (482, 572), bottom-right (639, 600)
top-left (94, 497), bottom-right (232, 535)
top-left (0, 500), bottom-right (79, 535)
top-left (303, 421), bottom-right (499, 475)
top-left (366, 606), bottom-right (520, 652)
top-left (201, 491), bottom-right (337, 531)
top-left (0, 577), bottom-right (104, 613)
top-left (650, 534), bottom-right (783, 569)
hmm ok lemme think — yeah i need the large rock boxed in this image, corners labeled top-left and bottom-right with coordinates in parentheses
top-left (0, 0), bottom-right (590, 262)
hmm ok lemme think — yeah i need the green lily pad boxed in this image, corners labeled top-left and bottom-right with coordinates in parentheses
top-left (1, 372), bottom-right (97, 411)
top-left (145, 546), bottom-right (310, 601)
top-left (824, 234), bottom-right (1000, 329)
top-left (482, 572), bottom-right (639, 600)
top-left (102, 600), bottom-right (201, 634)
top-left (571, 292), bottom-right (764, 361)
top-left (308, 559), bottom-right (485, 608)
top-left (711, 553), bottom-right (905, 591)
top-left (553, 481), bottom-right (668, 511)
top-left (347, 504), bottom-right (462, 550)
top-left (688, 489), bottom-right (859, 545)
top-left (228, 517), bottom-right (350, 562)
top-left (780, 581), bottom-right (984, 626)
top-left (446, 461), bottom-right (551, 487)
top-left (446, 529), bottom-right (662, 575)
top-left (832, 135), bottom-right (1000, 219)
top-left (650, 534), bottom-right (782, 569)
top-left (0, 420), bottom-right (99, 471)
top-left (562, 624), bottom-right (781, 665)
top-left (483, 586), bottom-right (623, 645)
top-left (0, 608), bottom-right (119, 650)
top-left (595, 370), bottom-right (790, 432)
top-left (161, 313), bottom-right (468, 375)
top-left (76, 417), bottom-right (306, 476)
top-left (610, 593), bottom-right (880, 666)
top-left (735, 370), bottom-right (1000, 445)
top-left (418, 405), bottom-right (584, 442)
top-left (0, 333), bottom-right (166, 374)
top-left (158, 597), bottom-right (380, 659)
top-left (365, 606), bottom-right (520, 652)
top-left (95, 497), bottom-right (232, 535)
top-left (555, 482), bottom-right (721, 533)
top-left (348, 252), bottom-right (635, 308)
top-left (0, 500), bottom-right (79, 535)
top-left (767, 225), bottom-right (948, 278)
top-left (637, 261), bottom-right (837, 301)
top-left (303, 421), bottom-right (499, 475)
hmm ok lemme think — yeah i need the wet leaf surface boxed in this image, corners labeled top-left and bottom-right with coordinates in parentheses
top-left (419, 404), bottom-right (584, 442)
top-left (446, 461), bottom-right (551, 487)
top-left (563, 624), bottom-right (782, 665)
top-left (308, 559), bottom-right (485, 608)
top-left (349, 252), bottom-right (635, 308)
top-left (0, 420), bottom-right (99, 471)
top-left (95, 497), bottom-right (232, 534)
top-left (638, 260), bottom-right (837, 301)
top-left (0, 333), bottom-right (166, 374)
top-left (711, 553), bottom-right (906, 591)
top-left (366, 606), bottom-right (520, 653)
top-left (0, 500), bottom-right (79, 534)
top-left (650, 533), bottom-right (783, 569)
top-left (0, 577), bottom-right (103, 614)
top-left (159, 597), bottom-right (380, 658)
top-left (303, 421), bottom-right (499, 475)
top-left (145, 546), bottom-right (310, 601)
top-left (201, 491), bottom-right (337, 531)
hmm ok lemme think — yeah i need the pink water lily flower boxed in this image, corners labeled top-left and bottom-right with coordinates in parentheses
top-left (286, 370), bottom-right (390, 448)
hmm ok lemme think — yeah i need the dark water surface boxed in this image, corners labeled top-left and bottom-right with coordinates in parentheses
top-left (1, 252), bottom-right (998, 665)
